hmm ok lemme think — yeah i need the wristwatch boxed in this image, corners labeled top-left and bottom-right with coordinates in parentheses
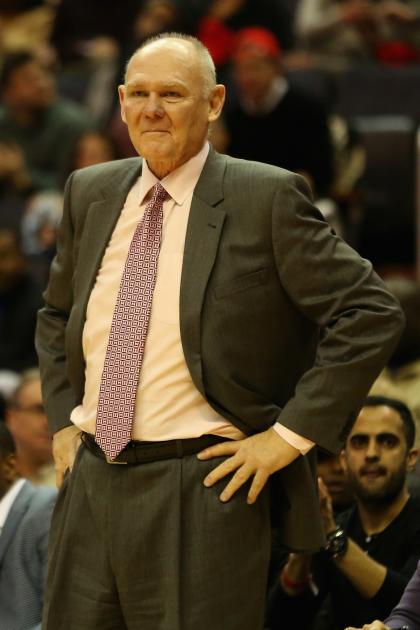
top-left (324, 527), bottom-right (348, 559)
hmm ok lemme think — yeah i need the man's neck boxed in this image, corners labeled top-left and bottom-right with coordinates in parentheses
top-left (146, 143), bottom-right (207, 181)
top-left (357, 488), bottom-right (410, 536)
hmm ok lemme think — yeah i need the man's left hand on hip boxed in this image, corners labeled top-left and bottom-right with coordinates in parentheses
top-left (197, 427), bottom-right (300, 504)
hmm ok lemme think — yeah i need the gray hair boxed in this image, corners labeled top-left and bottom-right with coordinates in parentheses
top-left (125, 32), bottom-right (217, 97)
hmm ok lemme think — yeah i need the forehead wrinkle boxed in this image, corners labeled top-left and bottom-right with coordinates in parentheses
top-left (126, 77), bottom-right (189, 90)
top-left (126, 42), bottom-right (206, 90)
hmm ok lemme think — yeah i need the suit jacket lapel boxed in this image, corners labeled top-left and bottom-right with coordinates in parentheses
top-left (76, 159), bottom-right (142, 317)
top-left (0, 481), bottom-right (32, 566)
top-left (180, 150), bottom-right (227, 395)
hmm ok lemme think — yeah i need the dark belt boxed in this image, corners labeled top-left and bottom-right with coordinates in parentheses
top-left (81, 432), bottom-right (231, 465)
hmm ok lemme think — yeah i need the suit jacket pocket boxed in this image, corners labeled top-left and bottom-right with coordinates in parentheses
top-left (213, 268), bottom-right (269, 299)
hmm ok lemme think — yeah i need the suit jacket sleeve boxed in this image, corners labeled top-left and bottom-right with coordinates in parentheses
top-left (384, 561), bottom-right (420, 629)
top-left (36, 172), bottom-right (77, 433)
top-left (271, 173), bottom-right (405, 452)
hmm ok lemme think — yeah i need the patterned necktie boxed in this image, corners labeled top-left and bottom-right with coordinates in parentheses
top-left (95, 182), bottom-right (168, 460)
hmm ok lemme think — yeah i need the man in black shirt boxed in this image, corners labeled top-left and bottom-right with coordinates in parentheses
top-left (225, 27), bottom-right (333, 197)
top-left (267, 396), bottom-right (420, 630)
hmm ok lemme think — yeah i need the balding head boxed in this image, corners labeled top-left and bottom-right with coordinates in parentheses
top-left (118, 33), bottom-right (225, 179)
top-left (125, 33), bottom-right (217, 98)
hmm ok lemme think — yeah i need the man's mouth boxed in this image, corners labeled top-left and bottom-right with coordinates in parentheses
top-left (326, 481), bottom-right (344, 492)
top-left (360, 467), bottom-right (386, 479)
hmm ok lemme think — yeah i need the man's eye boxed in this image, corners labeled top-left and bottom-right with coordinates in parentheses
top-left (377, 435), bottom-right (399, 448)
top-left (131, 90), bottom-right (147, 97)
top-left (349, 435), bottom-right (368, 449)
top-left (163, 91), bottom-right (181, 98)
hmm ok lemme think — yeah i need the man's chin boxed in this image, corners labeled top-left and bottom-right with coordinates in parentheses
top-left (139, 146), bottom-right (173, 163)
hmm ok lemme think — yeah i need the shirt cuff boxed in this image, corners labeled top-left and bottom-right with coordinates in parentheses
top-left (273, 422), bottom-right (315, 455)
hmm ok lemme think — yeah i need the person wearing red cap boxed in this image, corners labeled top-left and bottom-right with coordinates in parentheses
top-left (225, 26), bottom-right (333, 197)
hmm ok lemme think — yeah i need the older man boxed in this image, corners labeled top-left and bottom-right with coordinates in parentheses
top-left (36, 33), bottom-right (403, 629)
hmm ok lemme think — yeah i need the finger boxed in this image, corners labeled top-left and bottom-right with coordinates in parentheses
top-left (247, 470), bottom-right (269, 504)
top-left (219, 464), bottom-right (253, 502)
top-left (318, 477), bottom-right (328, 496)
top-left (197, 440), bottom-right (241, 460)
top-left (68, 446), bottom-right (78, 471)
top-left (55, 465), bottom-right (64, 489)
top-left (203, 453), bottom-right (243, 487)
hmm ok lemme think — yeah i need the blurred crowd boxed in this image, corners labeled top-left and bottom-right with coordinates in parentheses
top-left (1, 0), bottom-right (420, 629)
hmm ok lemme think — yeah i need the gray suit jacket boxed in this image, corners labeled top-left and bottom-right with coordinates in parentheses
top-left (0, 481), bottom-right (56, 630)
top-left (36, 149), bottom-right (404, 550)
top-left (386, 560), bottom-right (420, 629)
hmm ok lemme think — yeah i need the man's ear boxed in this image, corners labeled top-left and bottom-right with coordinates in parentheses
top-left (208, 84), bottom-right (226, 123)
top-left (118, 85), bottom-right (127, 124)
top-left (1, 453), bottom-right (17, 485)
top-left (407, 448), bottom-right (419, 471)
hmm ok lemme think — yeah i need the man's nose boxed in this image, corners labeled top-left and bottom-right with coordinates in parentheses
top-left (143, 94), bottom-right (164, 118)
top-left (365, 438), bottom-right (380, 460)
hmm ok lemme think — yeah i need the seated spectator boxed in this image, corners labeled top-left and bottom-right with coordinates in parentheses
top-left (294, 0), bottom-right (420, 70)
top-left (317, 447), bottom-right (355, 515)
top-left (267, 396), bottom-right (420, 630)
top-left (0, 422), bottom-right (56, 629)
top-left (6, 369), bottom-right (54, 487)
top-left (225, 27), bottom-right (333, 196)
top-left (0, 227), bottom-right (43, 371)
top-left (0, 50), bottom-right (93, 192)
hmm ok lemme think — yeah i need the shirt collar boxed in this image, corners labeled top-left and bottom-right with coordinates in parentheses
top-left (138, 142), bottom-right (210, 206)
top-left (0, 478), bottom-right (25, 531)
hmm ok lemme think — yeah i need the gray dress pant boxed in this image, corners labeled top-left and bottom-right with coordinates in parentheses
top-left (42, 444), bottom-right (271, 630)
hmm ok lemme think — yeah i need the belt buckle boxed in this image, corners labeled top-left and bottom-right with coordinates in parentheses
top-left (105, 454), bottom-right (128, 465)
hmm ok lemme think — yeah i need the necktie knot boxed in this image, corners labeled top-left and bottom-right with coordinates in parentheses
top-left (151, 182), bottom-right (168, 205)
